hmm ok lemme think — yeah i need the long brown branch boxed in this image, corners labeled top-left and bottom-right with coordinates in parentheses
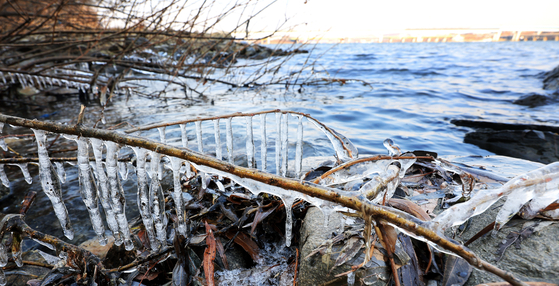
top-left (0, 113), bottom-right (528, 286)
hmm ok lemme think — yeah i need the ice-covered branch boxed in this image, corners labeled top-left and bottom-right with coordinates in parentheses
top-left (0, 113), bottom-right (531, 285)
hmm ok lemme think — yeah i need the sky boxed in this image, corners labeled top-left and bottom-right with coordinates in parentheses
top-left (209, 0), bottom-right (559, 37)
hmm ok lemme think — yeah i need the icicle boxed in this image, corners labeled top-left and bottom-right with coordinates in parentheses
top-left (275, 112), bottom-right (282, 175)
top-left (0, 122), bottom-right (7, 151)
top-left (260, 114), bottom-right (267, 171)
top-left (33, 76), bottom-right (40, 89)
top-left (132, 147), bottom-right (157, 249)
top-left (105, 141), bottom-right (133, 251)
top-left (281, 113), bottom-right (288, 177)
top-left (0, 72), bottom-right (5, 84)
top-left (226, 117), bottom-right (234, 163)
top-left (195, 121), bottom-right (203, 153)
top-left (157, 128), bottom-right (165, 180)
top-left (283, 197), bottom-right (294, 247)
top-left (11, 232), bottom-right (23, 267)
top-left (90, 138), bottom-right (121, 245)
top-left (40, 77), bottom-right (46, 88)
top-left (9, 72), bottom-right (15, 84)
top-left (214, 179), bottom-right (225, 192)
top-left (189, 161), bottom-right (332, 247)
top-left (170, 157), bottom-right (187, 236)
top-left (118, 161), bottom-right (128, 180)
top-left (149, 151), bottom-right (167, 249)
top-left (347, 271), bottom-right (355, 286)
top-left (180, 124), bottom-right (189, 148)
top-left (32, 129), bottom-right (74, 240)
top-left (0, 240), bottom-right (7, 266)
top-left (0, 165), bottom-right (8, 187)
top-left (213, 120), bottom-right (222, 160)
top-left (31, 238), bottom-right (55, 251)
top-left (158, 127), bottom-right (166, 144)
top-left (245, 116), bottom-right (255, 168)
top-left (294, 115), bottom-right (303, 179)
top-left (16, 73), bottom-right (24, 87)
top-left (54, 162), bottom-right (66, 183)
top-left (13, 163), bottom-right (32, 184)
top-left (306, 118), bottom-right (357, 162)
top-left (200, 172), bottom-right (208, 189)
top-left (76, 137), bottom-right (107, 245)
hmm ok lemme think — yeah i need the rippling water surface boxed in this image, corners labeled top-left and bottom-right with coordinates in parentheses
top-left (4, 41), bottom-right (559, 243)
top-left (116, 41), bottom-right (559, 156)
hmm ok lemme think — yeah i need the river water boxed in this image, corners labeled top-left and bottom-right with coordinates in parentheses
top-left (3, 41), bottom-right (559, 244)
top-left (114, 41), bottom-right (559, 156)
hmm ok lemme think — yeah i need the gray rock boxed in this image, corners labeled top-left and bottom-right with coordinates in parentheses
top-left (453, 200), bottom-right (559, 285)
top-left (543, 64), bottom-right (559, 91)
top-left (299, 207), bottom-right (348, 286)
top-left (463, 129), bottom-right (559, 164)
top-left (299, 208), bottom-right (392, 286)
top-left (513, 93), bottom-right (556, 107)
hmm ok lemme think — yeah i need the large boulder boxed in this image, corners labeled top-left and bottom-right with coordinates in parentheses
top-left (456, 201), bottom-right (559, 285)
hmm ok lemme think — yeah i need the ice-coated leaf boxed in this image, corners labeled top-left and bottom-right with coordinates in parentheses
top-left (432, 162), bottom-right (559, 233)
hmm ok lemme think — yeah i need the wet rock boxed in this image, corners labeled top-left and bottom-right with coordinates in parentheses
top-left (451, 119), bottom-right (559, 164)
top-left (299, 207), bottom-right (352, 286)
top-left (80, 235), bottom-right (115, 259)
top-left (513, 93), bottom-right (557, 107)
top-left (299, 208), bottom-right (393, 286)
top-left (463, 129), bottom-right (559, 164)
top-left (453, 200), bottom-right (559, 285)
top-left (543, 64), bottom-right (559, 91)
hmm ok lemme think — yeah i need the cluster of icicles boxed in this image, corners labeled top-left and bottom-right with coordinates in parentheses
top-left (0, 71), bottom-right (91, 93)
top-left (0, 111), bottom-right (361, 254)
top-left (2, 111), bottom-right (559, 285)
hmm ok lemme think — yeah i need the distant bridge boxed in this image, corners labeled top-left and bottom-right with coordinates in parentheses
top-left (239, 28), bottom-right (559, 44)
